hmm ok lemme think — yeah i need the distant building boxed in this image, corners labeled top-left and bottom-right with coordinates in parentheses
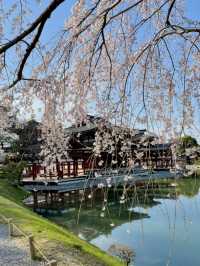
top-left (14, 116), bottom-right (174, 179)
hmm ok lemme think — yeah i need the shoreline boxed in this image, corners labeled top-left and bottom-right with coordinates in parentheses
top-left (0, 179), bottom-right (122, 266)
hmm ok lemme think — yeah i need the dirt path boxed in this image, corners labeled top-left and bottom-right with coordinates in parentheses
top-left (0, 223), bottom-right (105, 266)
top-left (0, 224), bottom-right (42, 266)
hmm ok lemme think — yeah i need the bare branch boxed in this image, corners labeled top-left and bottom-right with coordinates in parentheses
top-left (166, 0), bottom-right (176, 26)
top-left (0, 0), bottom-right (66, 55)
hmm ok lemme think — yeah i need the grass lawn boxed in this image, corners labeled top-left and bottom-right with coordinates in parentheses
top-left (0, 179), bottom-right (123, 266)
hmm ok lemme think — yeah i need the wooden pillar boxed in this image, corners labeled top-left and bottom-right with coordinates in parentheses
top-left (61, 163), bottom-right (64, 179)
top-left (75, 190), bottom-right (79, 207)
top-left (56, 158), bottom-right (59, 174)
top-left (49, 170), bottom-right (52, 180)
top-left (93, 190), bottom-right (96, 206)
top-left (73, 161), bottom-right (76, 177)
top-left (50, 192), bottom-right (54, 206)
top-left (155, 155), bottom-right (158, 169)
top-left (32, 164), bottom-right (37, 180)
top-left (67, 162), bottom-right (70, 177)
top-left (8, 218), bottom-right (14, 237)
top-left (90, 191), bottom-right (94, 208)
top-left (33, 191), bottom-right (38, 211)
top-left (75, 160), bottom-right (78, 176)
top-left (68, 191), bottom-right (71, 204)
top-left (45, 192), bottom-right (48, 210)
top-left (82, 160), bottom-right (85, 174)
top-left (60, 193), bottom-right (65, 206)
top-left (37, 164), bottom-right (40, 175)
top-left (28, 165), bottom-right (31, 176)
top-left (28, 235), bottom-right (36, 260)
top-left (56, 158), bottom-right (63, 179)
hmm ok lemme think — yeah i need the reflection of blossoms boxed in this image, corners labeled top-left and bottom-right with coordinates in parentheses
top-left (97, 183), bottom-right (104, 188)
top-left (100, 212), bottom-right (105, 218)
top-left (120, 195), bottom-right (125, 204)
top-left (106, 177), bottom-right (112, 184)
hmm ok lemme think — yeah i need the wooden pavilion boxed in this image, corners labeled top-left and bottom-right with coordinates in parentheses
top-left (15, 116), bottom-right (174, 180)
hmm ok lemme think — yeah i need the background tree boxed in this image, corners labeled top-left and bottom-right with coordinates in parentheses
top-left (180, 135), bottom-right (198, 148)
top-left (0, 160), bottom-right (27, 184)
top-left (12, 120), bottom-right (41, 161)
top-left (177, 135), bottom-right (198, 156)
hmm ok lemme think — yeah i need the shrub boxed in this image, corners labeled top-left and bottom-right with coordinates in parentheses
top-left (0, 161), bottom-right (27, 184)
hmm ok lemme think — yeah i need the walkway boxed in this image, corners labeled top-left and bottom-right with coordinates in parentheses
top-left (0, 224), bottom-right (42, 266)
top-left (0, 222), bottom-right (107, 266)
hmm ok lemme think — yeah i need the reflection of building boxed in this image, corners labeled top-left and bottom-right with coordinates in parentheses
top-left (52, 202), bottom-right (150, 242)
top-left (14, 116), bottom-right (174, 179)
top-left (47, 184), bottom-right (178, 241)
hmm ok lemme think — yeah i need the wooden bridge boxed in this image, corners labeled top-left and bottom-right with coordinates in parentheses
top-left (23, 170), bottom-right (177, 193)
top-left (22, 169), bottom-right (180, 210)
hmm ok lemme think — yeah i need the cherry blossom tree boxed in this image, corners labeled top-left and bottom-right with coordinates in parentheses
top-left (0, 0), bottom-right (200, 162)
top-left (1, 4), bottom-right (199, 248)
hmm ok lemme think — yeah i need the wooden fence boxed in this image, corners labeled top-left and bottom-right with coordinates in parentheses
top-left (0, 214), bottom-right (57, 266)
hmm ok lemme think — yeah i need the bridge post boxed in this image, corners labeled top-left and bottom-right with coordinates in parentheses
top-left (45, 192), bottom-right (49, 210)
top-left (92, 190), bottom-right (95, 207)
top-left (60, 193), bottom-right (65, 206)
top-left (67, 162), bottom-right (70, 177)
top-left (33, 191), bottom-right (38, 211)
top-left (50, 192), bottom-right (53, 206)
top-left (74, 190), bottom-right (79, 207)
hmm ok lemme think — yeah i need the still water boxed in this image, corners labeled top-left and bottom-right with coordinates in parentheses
top-left (46, 179), bottom-right (200, 266)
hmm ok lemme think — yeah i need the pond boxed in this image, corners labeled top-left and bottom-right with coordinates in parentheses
top-left (45, 178), bottom-right (200, 266)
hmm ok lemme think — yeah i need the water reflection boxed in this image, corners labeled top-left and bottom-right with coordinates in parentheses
top-left (46, 178), bottom-right (200, 266)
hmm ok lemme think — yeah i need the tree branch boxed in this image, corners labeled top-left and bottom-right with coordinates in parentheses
top-left (0, 0), bottom-right (65, 55)
top-left (166, 0), bottom-right (176, 26)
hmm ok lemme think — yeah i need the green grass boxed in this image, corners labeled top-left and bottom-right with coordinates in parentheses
top-left (0, 179), bottom-right (123, 266)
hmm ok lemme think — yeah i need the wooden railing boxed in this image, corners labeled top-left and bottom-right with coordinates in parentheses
top-left (0, 214), bottom-right (57, 266)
